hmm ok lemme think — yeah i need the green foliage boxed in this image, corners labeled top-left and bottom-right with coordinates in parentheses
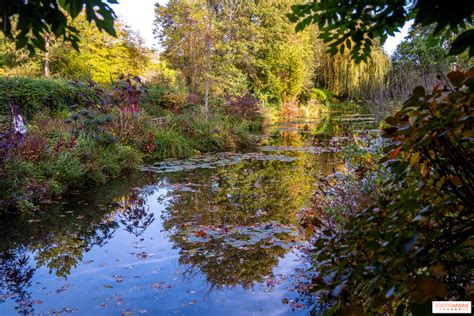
top-left (0, 0), bottom-right (117, 53)
top-left (172, 110), bottom-right (257, 153)
top-left (43, 151), bottom-right (85, 191)
top-left (98, 144), bottom-right (143, 177)
top-left (0, 74), bottom-right (262, 213)
top-left (0, 77), bottom-right (105, 118)
top-left (155, 0), bottom-right (315, 107)
top-left (0, 15), bottom-right (149, 83)
top-left (140, 82), bottom-right (188, 116)
top-left (66, 109), bottom-right (116, 145)
top-left (288, 0), bottom-right (474, 63)
top-left (392, 25), bottom-right (474, 72)
top-left (309, 88), bottom-right (329, 103)
top-left (50, 16), bottom-right (149, 83)
top-left (307, 69), bottom-right (474, 314)
top-left (150, 127), bottom-right (194, 161)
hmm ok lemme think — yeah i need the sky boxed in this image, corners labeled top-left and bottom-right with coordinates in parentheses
top-left (112, 0), bottom-right (164, 50)
top-left (113, 0), bottom-right (411, 55)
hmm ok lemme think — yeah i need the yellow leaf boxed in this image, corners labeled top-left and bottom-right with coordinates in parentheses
top-left (410, 152), bottom-right (420, 165)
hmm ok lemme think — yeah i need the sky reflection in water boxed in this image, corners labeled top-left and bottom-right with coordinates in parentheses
top-left (0, 117), bottom-right (353, 315)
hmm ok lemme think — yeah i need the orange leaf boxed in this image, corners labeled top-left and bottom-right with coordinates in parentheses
top-left (388, 147), bottom-right (401, 159)
top-left (195, 230), bottom-right (207, 237)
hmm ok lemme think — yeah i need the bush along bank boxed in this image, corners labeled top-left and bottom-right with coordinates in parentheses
top-left (297, 69), bottom-right (474, 315)
top-left (0, 76), bottom-right (264, 213)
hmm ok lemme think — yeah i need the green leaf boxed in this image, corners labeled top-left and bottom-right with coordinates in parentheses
top-left (448, 29), bottom-right (474, 57)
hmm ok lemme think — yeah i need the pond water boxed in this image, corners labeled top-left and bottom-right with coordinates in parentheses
top-left (0, 114), bottom-right (373, 315)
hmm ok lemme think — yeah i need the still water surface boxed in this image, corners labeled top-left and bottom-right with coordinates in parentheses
top-left (0, 114), bottom-right (372, 315)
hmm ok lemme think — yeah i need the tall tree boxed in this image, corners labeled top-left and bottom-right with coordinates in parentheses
top-left (154, 0), bottom-right (315, 106)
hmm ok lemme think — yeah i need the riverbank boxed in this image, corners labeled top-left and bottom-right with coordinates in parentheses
top-left (0, 77), bottom-right (263, 213)
top-left (0, 110), bottom-right (352, 315)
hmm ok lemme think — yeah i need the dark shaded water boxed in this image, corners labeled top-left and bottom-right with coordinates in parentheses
top-left (0, 114), bottom-right (372, 315)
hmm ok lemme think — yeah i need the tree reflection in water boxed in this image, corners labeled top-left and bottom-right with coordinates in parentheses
top-left (0, 248), bottom-right (35, 315)
top-left (0, 175), bottom-right (155, 313)
top-left (160, 150), bottom-right (340, 289)
top-left (0, 125), bottom-right (343, 313)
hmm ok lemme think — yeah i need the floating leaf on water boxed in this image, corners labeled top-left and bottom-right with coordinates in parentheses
top-left (140, 152), bottom-right (297, 173)
top-left (182, 300), bottom-right (198, 306)
top-left (135, 251), bottom-right (155, 260)
top-left (195, 230), bottom-right (207, 237)
top-left (178, 222), bottom-right (299, 253)
top-left (55, 283), bottom-right (72, 294)
top-left (112, 275), bottom-right (125, 283)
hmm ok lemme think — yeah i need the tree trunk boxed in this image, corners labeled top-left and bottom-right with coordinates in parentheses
top-left (203, 4), bottom-right (212, 120)
top-left (44, 35), bottom-right (50, 77)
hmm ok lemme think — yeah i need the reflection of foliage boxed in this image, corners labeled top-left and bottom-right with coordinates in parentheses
top-left (31, 217), bottom-right (120, 278)
top-left (0, 173), bottom-right (155, 312)
top-left (161, 153), bottom-right (339, 288)
top-left (179, 239), bottom-right (288, 289)
top-left (27, 183), bottom-right (155, 278)
top-left (176, 223), bottom-right (297, 289)
top-left (0, 248), bottom-right (35, 315)
top-left (116, 194), bottom-right (155, 237)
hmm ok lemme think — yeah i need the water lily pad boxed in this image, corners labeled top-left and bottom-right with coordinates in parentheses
top-left (178, 222), bottom-right (299, 252)
top-left (140, 152), bottom-right (297, 173)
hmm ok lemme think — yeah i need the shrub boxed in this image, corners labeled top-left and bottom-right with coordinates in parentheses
top-left (0, 123), bottom-right (23, 163)
top-left (111, 74), bottom-right (146, 111)
top-left (231, 121), bottom-right (257, 149)
top-left (305, 69), bottom-right (474, 314)
top-left (177, 112), bottom-right (229, 152)
top-left (29, 111), bottom-right (71, 142)
top-left (0, 77), bottom-right (105, 118)
top-left (156, 91), bottom-right (188, 114)
top-left (150, 127), bottom-right (193, 160)
top-left (17, 134), bottom-right (48, 162)
top-left (110, 144), bottom-right (143, 173)
top-left (43, 151), bottom-right (85, 192)
top-left (311, 88), bottom-right (328, 101)
top-left (68, 79), bottom-right (107, 108)
top-left (65, 109), bottom-right (116, 146)
top-left (226, 94), bottom-right (262, 122)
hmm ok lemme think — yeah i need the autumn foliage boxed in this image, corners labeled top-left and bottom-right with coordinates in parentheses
top-left (307, 69), bottom-right (474, 314)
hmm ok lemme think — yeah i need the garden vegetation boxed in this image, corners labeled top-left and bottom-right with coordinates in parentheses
top-left (0, 1), bottom-right (472, 315)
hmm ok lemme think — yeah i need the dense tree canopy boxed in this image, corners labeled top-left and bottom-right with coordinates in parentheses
top-left (0, 16), bottom-right (149, 83)
top-left (392, 25), bottom-right (474, 72)
top-left (154, 0), bottom-right (389, 106)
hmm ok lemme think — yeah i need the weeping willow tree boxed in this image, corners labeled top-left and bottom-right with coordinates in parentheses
top-left (311, 35), bottom-right (390, 99)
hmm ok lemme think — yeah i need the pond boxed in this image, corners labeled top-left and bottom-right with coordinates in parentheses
top-left (0, 113), bottom-right (373, 315)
